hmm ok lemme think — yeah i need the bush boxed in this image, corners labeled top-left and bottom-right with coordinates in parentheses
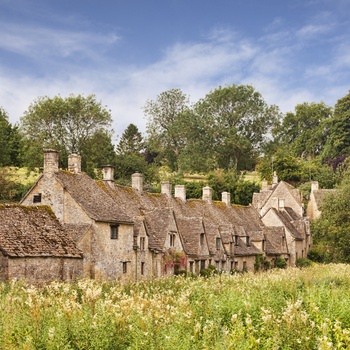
top-left (275, 257), bottom-right (287, 269)
top-left (296, 258), bottom-right (313, 268)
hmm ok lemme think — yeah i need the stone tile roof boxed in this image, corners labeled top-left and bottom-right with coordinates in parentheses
top-left (0, 205), bottom-right (82, 258)
top-left (63, 223), bottom-right (91, 243)
top-left (263, 227), bottom-right (289, 255)
top-left (203, 222), bottom-right (221, 255)
top-left (55, 171), bottom-right (132, 223)
top-left (271, 208), bottom-right (304, 240)
top-left (234, 237), bottom-right (261, 256)
top-left (176, 217), bottom-right (204, 256)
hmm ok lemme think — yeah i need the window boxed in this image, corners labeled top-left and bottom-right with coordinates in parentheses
top-left (246, 236), bottom-right (250, 246)
top-left (215, 261), bottom-right (220, 270)
top-left (122, 262), bottom-right (127, 274)
top-left (200, 260), bottom-right (206, 270)
top-left (33, 193), bottom-right (42, 203)
top-left (262, 239), bottom-right (266, 252)
top-left (200, 233), bottom-right (205, 246)
top-left (189, 261), bottom-right (194, 273)
top-left (140, 237), bottom-right (145, 251)
top-left (216, 237), bottom-right (221, 250)
top-left (110, 225), bottom-right (119, 239)
top-left (170, 233), bottom-right (176, 247)
top-left (234, 235), bottom-right (239, 246)
top-left (243, 261), bottom-right (247, 271)
top-left (141, 262), bottom-right (145, 275)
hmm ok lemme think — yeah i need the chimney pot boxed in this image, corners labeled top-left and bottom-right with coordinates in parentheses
top-left (175, 185), bottom-right (186, 202)
top-left (43, 149), bottom-right (59, 173)
top-left (68, 154), bottom-right (81, 174)
top-left (132, 173), bottom-right (144, 191)
top-left (202, 186), bottom-right (213, 202)
top-left (161, 182), bottom-right (172, 197)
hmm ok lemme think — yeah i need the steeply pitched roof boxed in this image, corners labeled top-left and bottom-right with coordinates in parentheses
top-left (0, 205), bottom-right (82, 258)
top-left (55, 171), bottom-right (132, 223)
top-left (263, 227), bottom-right (289, 255)
top-left (176, 217), bottom-right (204, 256)
top-left (271, 208), bottom-right (304, 240)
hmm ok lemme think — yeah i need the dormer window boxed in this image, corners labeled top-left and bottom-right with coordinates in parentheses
top-left (216, 237), bottom-right (221, 250)
top-left (170, 233), bottom-right (176, 247)
top-left (200, 233), bottom-right (205, 246)
top-left (110, 224), bottom-right (119, 239)
top-left (33, 193), bottom-right (42, 203)
top-left (234, 235), bottom-right (239, 246)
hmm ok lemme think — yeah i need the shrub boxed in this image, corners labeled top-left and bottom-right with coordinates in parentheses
top-left (275, 257), bottom-right (287, 269)
top-left (296, 258), bottom-right (313, 268)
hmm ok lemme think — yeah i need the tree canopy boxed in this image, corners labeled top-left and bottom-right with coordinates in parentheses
top-left (20, 94), bottom-right (114, 170)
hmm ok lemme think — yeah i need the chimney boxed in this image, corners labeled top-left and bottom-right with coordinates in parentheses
top-left (43, 149), bottom-right (59, 173)
top-left (202, 186), bottom-right (212, 202)
top-left (311, 181), bottom-right (319, 192)
top-left (68, 154), bottom-right (81, 174)
top-left (278, 198), bottom-right (285, 210)
top-left (132, 172), bottom-right (143, 191)
top-left (175, 185), bottom-right (186, 202)
top-left (222, 191), bottom-right (231, 206)
top-left (103, 165), bottom-right (115, 187)
top-left (161, 182), bottom-right (172, 197)
top-left (261, 179), bottom-right (268, 191)
top-left (272, 171), bottom-right (278, 185)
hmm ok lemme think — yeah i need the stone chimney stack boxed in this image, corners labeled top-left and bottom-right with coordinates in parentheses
top-left (161, 182), bottom-right (172, 197)
top-left (222, 191), bottom-right (231, 206)
top-left (272, 171), bottom-right (278, 185)
top-left (175, 185), bottom-right (186, 202)
top-left (68, 154), bottom-right (81, 174)
top-left (103, 165), bottom-right (115, 187)
top-left (311, 181), bottom-right (319, 192)
top-left (132, 172), bottom-right (144, 192)
top-left (202, 186), bottom-right (213, 203)
top-left (261, 179), bottom-right (268, 191)
top-left (43, 149), bottom-right (59, 173)
top-left (278, 198), bottom-right (285, 210)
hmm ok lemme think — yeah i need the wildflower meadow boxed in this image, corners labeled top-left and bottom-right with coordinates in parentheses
top-left (1, 264), bottom-right (350, 349)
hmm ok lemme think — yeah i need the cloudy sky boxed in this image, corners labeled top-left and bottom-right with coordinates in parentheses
top-left (1, 0), bottom-right (349, 141)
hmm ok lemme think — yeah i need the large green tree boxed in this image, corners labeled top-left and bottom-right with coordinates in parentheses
top-left (322, 91), bottom-right (350, 160)
top-left (311, 166), bottom-right (350, 263)
top-left (194, 84), bottom-right (281, 171)
top-left (20, 94), bottom-right (114, 170)
top-left (115, 124), bottom-right (148, 181)
top-left (144, 89), bottom-right (190, 171)
top-left (274, 102), bottom-right (332, 158)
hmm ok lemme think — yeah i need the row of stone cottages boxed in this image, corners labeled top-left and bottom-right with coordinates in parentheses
top-left (0, 150), bottom-right (311, 283)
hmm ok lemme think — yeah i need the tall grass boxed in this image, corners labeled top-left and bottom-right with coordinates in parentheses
top-left (1, 264), bottom-right (350, 349)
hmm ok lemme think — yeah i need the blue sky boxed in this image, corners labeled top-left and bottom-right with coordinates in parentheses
top-left (1, 0), bottom-right (350, 141)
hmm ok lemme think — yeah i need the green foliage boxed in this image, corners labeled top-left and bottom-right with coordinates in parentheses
top-left (275, 257), bottom-right (287, 269)
top-left (254, 255), bottom-right (271, 272)
top-left (19, 94), bottom-right (113, 170)
top-left (323, 91), bottom-right (350, 159)
top-left (296, 258), bottom-right (313, 268)
top-left (274, 102), bottom-right (332, 158)
top-left (311, 170), bottom-right (350, 263)
top-left (3, 265), bottom-right (350, 348)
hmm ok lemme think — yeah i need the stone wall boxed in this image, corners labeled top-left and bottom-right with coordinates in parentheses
top-left (7, 257), bottom-right (83, 284)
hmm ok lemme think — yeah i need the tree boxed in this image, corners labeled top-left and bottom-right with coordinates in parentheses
top-left (115, 124), bottom-right (148, 182)
top-left (116, 124), bottom-right (144, 155)
top-left (194, 84), bottom-right (281, 171)
top-left (322, 91), bottom-right (350, 159)
top-left (0, 107), bottom-right (11, 166)
top-left (274, 102), bottom-right (332, 158)
top-left (20, 94), bottom-right (113, 169)
top-left (311, 167), bottom-right (350, 263)
top-left (144, 89), bottom-right (190, 171)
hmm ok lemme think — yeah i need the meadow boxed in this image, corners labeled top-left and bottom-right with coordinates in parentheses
top-left (1, 264), bottom-right (350, 349)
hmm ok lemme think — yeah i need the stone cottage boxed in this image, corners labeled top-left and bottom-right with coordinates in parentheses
top-left (306, 181), bottom-right (337, 221)
top-left (0, 204), bottom-right (82, 283)
top-left (20, 150), bottom-right (309, 281)
top-left (252, 173), bottom-right (311, 266)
